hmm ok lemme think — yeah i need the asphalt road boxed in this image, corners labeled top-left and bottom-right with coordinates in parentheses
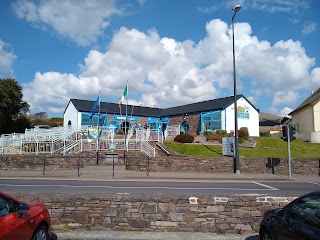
top-left (1, 179), bottom-right (319, 196)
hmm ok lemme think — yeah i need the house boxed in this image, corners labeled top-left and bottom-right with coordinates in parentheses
top-left (290, 86), bottom-right (320, 143)
top-left (63, 94), bottom-right (260, 136)
top-left (259, 112), bottom-right (282, 137)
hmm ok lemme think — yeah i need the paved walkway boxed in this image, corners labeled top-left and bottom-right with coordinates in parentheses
top-left (0, 165), bottom-right (291, 182)
top-left (1, 165), bottom-right (319, 183)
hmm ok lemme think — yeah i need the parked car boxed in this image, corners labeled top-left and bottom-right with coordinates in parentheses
top-left (0, 192), bottom-right (56, 240)
top-left (259, 191), bottom-right (320, 240)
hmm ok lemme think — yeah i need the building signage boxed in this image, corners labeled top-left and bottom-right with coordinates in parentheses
top-left (114, 115), bottom-right (138, 121)
top-left (237, 105), bottom-right (250, 119)
top-left (222, 137), bottom-right (234, 156)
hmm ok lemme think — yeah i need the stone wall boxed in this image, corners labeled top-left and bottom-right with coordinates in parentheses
top-left (11, 193), bottom-right (297, 233)
top-left (169, 113), bottom-right (200, 135)
top-left (1, 152), bottom-right (319, 176)
top-left (0, 152), bottom-right (125, 171)
top-left (127, 154), bottom-right (320, 176)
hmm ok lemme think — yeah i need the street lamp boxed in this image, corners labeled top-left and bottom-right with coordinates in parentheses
top-left (232, 5), bottom-right (241, 174)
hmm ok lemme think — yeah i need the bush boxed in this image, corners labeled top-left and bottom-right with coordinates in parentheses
top-left (205, 132), bottom-right (222, 142)
top-left (116, 129), bottom-right (124, 135)
top-left (174, 134), bottom-right (194, 143)
top-left (215, 129), bottom-right (227, 136)
top-left (238, 127), bottom-right (249, 140)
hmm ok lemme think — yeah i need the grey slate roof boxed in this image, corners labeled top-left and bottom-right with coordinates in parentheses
top-left (68, 94), bottom-right (258, 118)
top-left (290, 86), bottom-right (320, 115)
top-left (259, 112), bottom-right (282, 126)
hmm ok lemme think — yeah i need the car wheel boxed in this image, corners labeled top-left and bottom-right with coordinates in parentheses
top-left (31, 225), bottom-right (48, 240)
top-left (260, 228), bottom-right (273, 240)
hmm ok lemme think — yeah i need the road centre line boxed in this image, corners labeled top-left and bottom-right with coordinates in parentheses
top-left (252, 181), bottom-right (279, 190)
top-left (0, 183), bottom-right (277, 191)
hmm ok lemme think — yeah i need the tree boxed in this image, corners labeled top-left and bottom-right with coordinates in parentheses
top-left (0, 78), bottom-right (29, 134)
top-left (33, 112), bottom-right (48, 120)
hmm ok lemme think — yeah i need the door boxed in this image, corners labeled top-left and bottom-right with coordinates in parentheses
top-left (0, 196), bottom-right (31, 240)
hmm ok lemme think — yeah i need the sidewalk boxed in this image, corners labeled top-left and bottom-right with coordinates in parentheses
top-left (0, 165), bottom-right (293, 182)
top-left (54, 230), bottom-right (259, 240)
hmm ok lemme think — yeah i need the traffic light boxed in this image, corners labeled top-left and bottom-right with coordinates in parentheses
top-left (289, 125), bottom-right (296, 141)
top-left (282, 124), bottom-right (296, 142)
top-left (281, 125), bottom-right (287, 141)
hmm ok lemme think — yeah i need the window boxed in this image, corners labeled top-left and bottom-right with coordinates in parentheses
top-left (180, 120), bottom-right (189, 134)
top-left (288, 194), bottom-right (320, 230)
top-left (82, 113), bottom-right (108, 126)
top-left (0, 196), bottom-right (14, 217)
top-left (201, 111), bottom-right (222, 132)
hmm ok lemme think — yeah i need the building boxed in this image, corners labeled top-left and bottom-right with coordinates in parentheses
top-left (290, 86), bottom-right (320, 143)
top-left (63, 94), bottom-right (259, 136)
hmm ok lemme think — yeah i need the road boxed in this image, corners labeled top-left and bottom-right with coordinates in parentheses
top-left (1, 179), bottom-right (319, 195)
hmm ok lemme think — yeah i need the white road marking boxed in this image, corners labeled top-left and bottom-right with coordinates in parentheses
top-left (0, 183), bottom-right (277, 191)
top-left (252, 181), bottom-right (279, 190)
top-left (308, 182), bottom-right (320, 186)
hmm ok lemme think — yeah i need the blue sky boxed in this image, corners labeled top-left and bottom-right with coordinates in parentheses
top-left (0, 0), bottom-right (319, 117)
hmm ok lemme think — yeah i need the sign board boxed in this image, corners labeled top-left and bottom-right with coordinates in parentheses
top-left (114, 115), bottom-right (138, 121)
top-left (222, 137), bottom-right (234, 156)
top-left (108, 143), bottom-right (116, 150)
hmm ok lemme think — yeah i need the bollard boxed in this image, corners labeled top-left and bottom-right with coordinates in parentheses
top-left (43, 156), bottom-right (46, 175)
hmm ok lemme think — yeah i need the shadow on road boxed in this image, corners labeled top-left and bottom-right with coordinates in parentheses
top-left (245, 235), bottom-right (259, 240)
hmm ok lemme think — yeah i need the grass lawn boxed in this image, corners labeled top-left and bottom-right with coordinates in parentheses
top-left (164, 137), bottom-right (320, 158)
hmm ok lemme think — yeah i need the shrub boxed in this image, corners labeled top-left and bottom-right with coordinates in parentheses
top-left (206, 133), bottom-right (222, 142)
top-left (238, 127), bottom-right (249, 140)
top-left (238, 137), bottom-right (245, 144)
top-left (116, 129), bottom-right (124, 135)
top-left (174, 134), bottom-right (194, 143)
top-left (215, 129), bottom-right (227, 136)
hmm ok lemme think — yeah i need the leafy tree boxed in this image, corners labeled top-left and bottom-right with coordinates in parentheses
top-left (33, 112), bottom-right (48, 120)
top-left (0, 78), bottom-right (29, 134)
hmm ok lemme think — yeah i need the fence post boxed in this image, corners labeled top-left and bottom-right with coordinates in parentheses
top-left (96, 151), bottom-right (99, 165)
top-left (43, 156), bottom-right (46, 175)
top-left (147, 156), bottom-right (150, 176)
top-left (77, 157), bottom-right (80, 177)
top-left (113, 155), bottom-right (115, 178)
top-left (124, 151), bottom-right (128, 170)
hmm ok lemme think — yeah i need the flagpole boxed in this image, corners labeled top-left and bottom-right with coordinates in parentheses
top-left (125, 82), bottom-right (128, 151)
top-left (96, 92), bottom-right (101, 165)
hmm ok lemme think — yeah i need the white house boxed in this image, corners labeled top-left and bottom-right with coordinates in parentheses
top-left (290, 86), bottom-right (320, 143)
top-left (64, 94), bottom-right (260, 137)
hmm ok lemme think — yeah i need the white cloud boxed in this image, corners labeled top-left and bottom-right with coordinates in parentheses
top-left (0, 39), bottom-right (16, 78)
top-left (272, 91), bottom-right (300, 106)
top-left (250, 0), bottom-right (310, 13)
top-left (22, 19), bottom-right (320, 115)
top-left (280, 107), bottom-right (293, 116)
top-left (12, 0), bottom-right (121, 46)
top-left (302, 21), bottom-right (317, 35)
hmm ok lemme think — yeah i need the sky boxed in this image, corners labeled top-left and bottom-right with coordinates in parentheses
top-left (0, 0), bottom-right (319, 118)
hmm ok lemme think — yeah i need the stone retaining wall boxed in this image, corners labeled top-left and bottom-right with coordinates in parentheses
top-left (127, 154), bottom-right (320, 176)
top-left (11, 193), bottom-right (297, 234)
top-left (1, 153), bottom-right (319, 176)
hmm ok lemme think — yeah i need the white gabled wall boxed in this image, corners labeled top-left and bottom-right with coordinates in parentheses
top-left (225, 97), bottom-right (259, 137)
top-left (63, 101), bottom-right (79, 130)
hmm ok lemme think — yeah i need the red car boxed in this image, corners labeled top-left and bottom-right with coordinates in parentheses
top-left (0, 192), bottom-right (56, 240)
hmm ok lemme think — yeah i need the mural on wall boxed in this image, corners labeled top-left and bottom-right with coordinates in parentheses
top-left (237, 105), bottom-right (250, 119)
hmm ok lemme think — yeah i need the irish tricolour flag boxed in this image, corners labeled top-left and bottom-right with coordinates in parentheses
top-left (119, 83), bottom-right (128, 107)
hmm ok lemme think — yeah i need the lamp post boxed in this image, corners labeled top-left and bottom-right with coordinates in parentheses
top-left (232, 5), bottom-right (241, 174)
